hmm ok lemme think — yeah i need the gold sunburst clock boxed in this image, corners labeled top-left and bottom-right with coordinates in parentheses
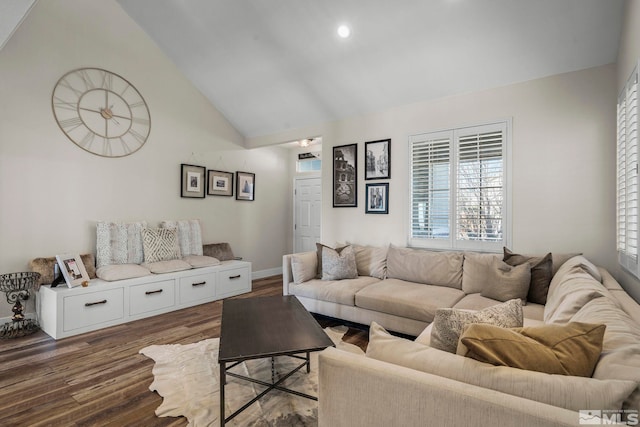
top-left (52, 68), bottom-right (151, 158)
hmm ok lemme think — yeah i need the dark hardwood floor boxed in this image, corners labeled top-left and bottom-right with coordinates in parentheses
top-left (0, 275), bottom-right (368, 427)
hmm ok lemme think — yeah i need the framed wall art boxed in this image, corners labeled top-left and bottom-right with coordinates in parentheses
top-left (207, 170), bottom-right (234, 196)
top-left (55, 254), bottom-right (90, 288)
top-left (236, 171), bottom-right (255, 201)
top-left (365, 139), bottom-right (391, 180)
top-left (181, 164), bottom-right (206, 198)
top-left (365, 183), bottom-right (389, 214)
top-left (333, 143), bottom-right (357, 207)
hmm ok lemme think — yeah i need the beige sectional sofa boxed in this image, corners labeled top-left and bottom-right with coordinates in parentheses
top-left (282, 245), bottom-right (640, 426)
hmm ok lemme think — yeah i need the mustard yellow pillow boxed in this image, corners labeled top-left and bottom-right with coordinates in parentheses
top-left (459, 322), bottom-right (605, 377)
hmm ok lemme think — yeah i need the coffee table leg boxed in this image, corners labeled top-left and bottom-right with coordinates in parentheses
top-left (220, 362), bottom-right (226, 427)
top-left (306, 351), bottom-right (310, 373)
top-left (271, 356), bottom-right (275, 384)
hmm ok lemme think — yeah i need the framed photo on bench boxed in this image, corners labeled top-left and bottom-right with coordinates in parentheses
top-left (207, 170), bottom-right (234, 197)
top-left (55, 254), bottom-right (90, 288)
top-left (181, 164), bottom-right (206, 198)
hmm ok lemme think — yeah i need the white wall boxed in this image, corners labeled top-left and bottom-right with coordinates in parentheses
top-left (614, 0), bottom-right (640, 301)
top-left (249, 63), bottom-right (637, 299)
top-left (0, 0), bottom-right (292, 317)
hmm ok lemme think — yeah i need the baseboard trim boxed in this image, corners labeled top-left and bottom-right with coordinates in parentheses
top-left (252, 267), bottom-right (282, 280)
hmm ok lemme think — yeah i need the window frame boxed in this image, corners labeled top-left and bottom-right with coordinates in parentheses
top-left (408, 119), bottom-right (512, 252)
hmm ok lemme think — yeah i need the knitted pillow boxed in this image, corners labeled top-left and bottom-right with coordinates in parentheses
top-left (142, 228), bottom-right (181, 263)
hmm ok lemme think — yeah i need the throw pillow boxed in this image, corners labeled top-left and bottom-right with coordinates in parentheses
top-left (322, 245), bottom-right (358, 280)
top-left (142, 228), bottom-right (181, 263)
top-left (316, 243), bottom-right (346, 279)
top-left (479, 259), bottom-right (531, 303)
top-left (430, 299), bottom-right (523, 353)
top-left (96, 221), bottom-right (147, 268)
top-left (350, 243), bottom-right (388, 279)
top-left (160, 219), bottom-right (203, 256)
top-left (365, 322), bottom-right (636, 412)
top-left (203, 242), bottom-right (235, 261)
top-left (30, 253), bottom-right (97, 285)
top-left (503, 247), bottom-right (553, 304)
top-left (291, 251), bottom-right (318, 284)
top-left (459, 322), bottom-right (606, 377)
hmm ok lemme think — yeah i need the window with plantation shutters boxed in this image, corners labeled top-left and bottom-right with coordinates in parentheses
top-left (410, 121), bottom-right (510, 251)
top-left (617, 63), bottom-right (639, 277)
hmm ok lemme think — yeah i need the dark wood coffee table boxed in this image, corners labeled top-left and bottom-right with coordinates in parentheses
top-left (218, 295), bottom-right (334, 426)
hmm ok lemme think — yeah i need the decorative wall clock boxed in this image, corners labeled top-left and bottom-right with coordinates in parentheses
top-left (52, 68), bottom-right (151, 158)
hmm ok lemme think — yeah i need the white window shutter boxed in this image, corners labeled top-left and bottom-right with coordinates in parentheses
top-left (618, 63), bottom-right (639, 275)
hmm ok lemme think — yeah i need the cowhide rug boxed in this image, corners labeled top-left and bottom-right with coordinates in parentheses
top-left (140, 326), bottom-right (363, 427)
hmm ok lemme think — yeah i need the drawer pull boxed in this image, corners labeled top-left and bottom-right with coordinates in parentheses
top-left (145, 289), bottom-right (163, 295)
top-left (192, 281), bottom-right (206, 287)
top-left (85, 300), bottom-right (107, 307)
top-left (229, 275), bottom-right (241, 280)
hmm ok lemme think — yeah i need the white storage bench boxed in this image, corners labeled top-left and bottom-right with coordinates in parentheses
top-left (38, 260), bottom-right (251, 339)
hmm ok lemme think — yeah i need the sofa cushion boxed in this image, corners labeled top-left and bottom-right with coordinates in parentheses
top-left (289, 276), bottom-right (380, 306)
top-left (291, 251), bottom-right (318, 284)
top-left (351, 244), bottom-right (388, 279)
top-left (430, 299), bottom-right (523, 353)
top-left (503, 248), bottom-right (553, 304)
top-left (365, 322), bottom-right (636, 412)
top-left (479, 260), bottom-right (531, 303)
top-left (461, 252), bottom-right (501, 294)
top-left (544, 265), bottom-right (611, 324)
top-left (453, 293), bottom-right (545, 322)
top-left (182, 255), bottom-right (220, 268)
top-left (355, 278), bottom-right (465, 323)
top-left (570, 296), bottom-right (640, 411)
top-left (386, 245), bottom-right (463, 289)
top-left (96, 221), bottom-right (147, 268)
top-left (96, 264), bottom-right (151, 281)
top-left (160, 219), bottom-right (203, 257)
top-left (322, 245), bottom-right (358, 280)
top-left (142, 228), bottom-right (181, 263)
top-left (459, 322), bottom-right (605, 377)
top-left (142, 259), bottom-right (192, 274)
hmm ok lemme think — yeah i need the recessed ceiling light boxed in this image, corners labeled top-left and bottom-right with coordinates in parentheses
top-left (337, 24), bottom-right (351, 38)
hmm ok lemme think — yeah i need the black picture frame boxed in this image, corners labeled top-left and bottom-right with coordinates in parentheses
top-left (333, 143), bottom-right (357, 207)
top-left (365, 183), bottom-right (389, 214)
top-left (181, 163), bottom-right (206, 198)
top-left (207, 170), bottom-right (234, 197)
top-left (365, 139), bottom-right (391, 180)
top-left (236, 171), bottom-right (255, 201)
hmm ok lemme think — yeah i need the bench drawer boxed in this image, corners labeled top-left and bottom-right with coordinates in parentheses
top-left (63, 288), bottom-right (124, 332)
top-left (218, 266), bottom-right (251, 298)
top-left (179, 272), bottom-right (216, 305)
top-left (130, 279), bottom-right (175, 316)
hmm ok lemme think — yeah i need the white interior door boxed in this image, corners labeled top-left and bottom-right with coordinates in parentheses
top-left (294, 177), bottom-right (322, 253)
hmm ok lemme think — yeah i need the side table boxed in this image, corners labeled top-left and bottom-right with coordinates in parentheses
top-left (0, 272), bottom-right (41, 338)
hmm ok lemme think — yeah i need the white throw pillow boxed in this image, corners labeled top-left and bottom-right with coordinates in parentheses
top-left (96, 221), bottom-right (147, 268)
top-left (160, 219), bottom-right (204, 256)
top-left (142, 228), bottom-right (181, 263)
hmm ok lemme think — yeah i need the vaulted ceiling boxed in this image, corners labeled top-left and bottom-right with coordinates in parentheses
top-left (2, 1), bottom-right (626, 139)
